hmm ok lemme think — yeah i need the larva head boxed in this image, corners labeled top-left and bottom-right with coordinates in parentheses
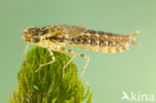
top-left (22, 26), bottom-right (42, 44)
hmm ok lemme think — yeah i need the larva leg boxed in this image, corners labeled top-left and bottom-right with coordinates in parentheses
top-left (55, 49), bottom-right (76, 78)
top-left (35, 48), bottom-right (56, 72)
top-left (22, 44), bottom-right (29, 58)
top-left (56, 48), bottom-right (90, 87)
top-left (80, 54), bottom-right (90, 87)
top-left (62, 51), bottom-right (76, 78)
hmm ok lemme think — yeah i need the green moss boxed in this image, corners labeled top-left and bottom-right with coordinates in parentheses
top-left (9, 46), bottom-right (92, 103)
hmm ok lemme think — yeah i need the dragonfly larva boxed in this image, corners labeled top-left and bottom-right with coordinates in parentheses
top-left (22, 24), bottom-right (139, 87)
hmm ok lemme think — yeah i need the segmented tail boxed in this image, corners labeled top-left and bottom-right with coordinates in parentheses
top-left (128, 30), bottom-right (140, 46)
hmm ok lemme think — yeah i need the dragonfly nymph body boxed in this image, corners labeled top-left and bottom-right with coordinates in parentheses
top-left (22, 24), bottom-right (139, 87)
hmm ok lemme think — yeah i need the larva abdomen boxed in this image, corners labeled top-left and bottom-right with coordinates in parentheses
top-left (68, 30), bottom-right (139, 53)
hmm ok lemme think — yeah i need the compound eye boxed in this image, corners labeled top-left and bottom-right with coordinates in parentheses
top-left (28, 27), bottom-right (40, 34)
top-left (27, 28), bottom-right (34, 34)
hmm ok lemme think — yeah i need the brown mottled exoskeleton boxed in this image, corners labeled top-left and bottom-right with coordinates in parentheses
top-left (22, 24), bottom-right (139, 87)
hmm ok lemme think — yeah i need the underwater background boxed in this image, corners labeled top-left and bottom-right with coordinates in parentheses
top-left (0, 0), bottom-right (156, 103)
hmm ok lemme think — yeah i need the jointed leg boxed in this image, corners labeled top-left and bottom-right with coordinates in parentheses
top-left (55, 49), bottom-right (76, 78)
top-left (79, 54), bottom-right (90, 87)
top-left (56, 48), bottom-right (90, 87)
top-left (62, 50), bottom-right (76, 78)
top-left (35, 48), bottom-right (55, 72)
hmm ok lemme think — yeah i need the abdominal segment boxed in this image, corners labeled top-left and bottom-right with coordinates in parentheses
top-left (67, 30), bottom-right (134, 53)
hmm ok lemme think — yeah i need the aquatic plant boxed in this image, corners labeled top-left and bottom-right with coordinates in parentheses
top-left (9, 46), bottom-right (92, 103)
